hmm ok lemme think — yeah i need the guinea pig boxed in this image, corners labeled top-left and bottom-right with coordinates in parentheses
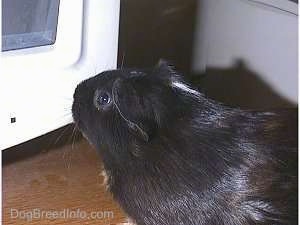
top-left (72, 60), bottom-right (297, 225)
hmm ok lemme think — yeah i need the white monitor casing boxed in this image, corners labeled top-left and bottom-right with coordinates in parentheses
top-left (0, 0), bottom-right (120, 150)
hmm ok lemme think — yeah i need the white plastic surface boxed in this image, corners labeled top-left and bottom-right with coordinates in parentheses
top-left (0, 0), bottom-right (120, 150)
top-left (192, 0), bottom-right (298, 103)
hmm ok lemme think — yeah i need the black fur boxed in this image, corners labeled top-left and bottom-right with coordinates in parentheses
top-left (72, 61), bottom-right (298, 225)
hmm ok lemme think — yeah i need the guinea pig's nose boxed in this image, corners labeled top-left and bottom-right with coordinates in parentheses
top-left (73, 81), bottom-right (88, 103)
top-left (72, 83), bottom-right (84, 123)
top-left (72, 98), bottom-right (80, 121)
top-left (73, 83), bottom-right (82, 100)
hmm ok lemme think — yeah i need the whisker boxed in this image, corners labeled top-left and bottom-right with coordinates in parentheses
top-left (63, 106), bottom-right (72, 110)
top-left (59, 113), bottom-right (72, 118)
top-left (46, 125), bottom-right (72, 150)
top-left (67, 152), bottom-right (72, 170)
top-left (71, 125), bottom-right (77, 150)
top-left (60, 96), bottom-right (73, 101)
top-left (64, 124), bottom-right (80, 170)
top-left (62, 127), bottom-right (74, 169)
top-left (121, 51), bottom-right (126, 69)
top-left (69, 126), bottom-right (79, 169)
top-left (54, 125), bottom-right (71, 145)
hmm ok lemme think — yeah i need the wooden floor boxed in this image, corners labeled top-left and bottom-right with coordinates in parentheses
top-left (3, 125), bottom-right (127, 225)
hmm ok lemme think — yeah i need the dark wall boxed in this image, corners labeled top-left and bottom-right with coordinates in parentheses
top-left (117, 0), bottom-right (198, 74)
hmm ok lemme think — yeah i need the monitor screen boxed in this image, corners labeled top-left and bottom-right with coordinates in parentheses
top-left (2, 0), bottom-right (60, 51)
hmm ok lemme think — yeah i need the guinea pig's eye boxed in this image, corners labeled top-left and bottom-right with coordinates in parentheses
top-left (94, 90), bottom-right (112, 109)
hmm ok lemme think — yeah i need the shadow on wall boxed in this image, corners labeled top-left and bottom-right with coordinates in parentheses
top-left (191, 61), bottom-right (297, 109)
top-left (118, 0), bottom-right (297, 109)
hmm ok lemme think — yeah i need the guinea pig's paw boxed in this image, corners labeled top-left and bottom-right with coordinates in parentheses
top-left (117, 217), bottom-right (137, 225)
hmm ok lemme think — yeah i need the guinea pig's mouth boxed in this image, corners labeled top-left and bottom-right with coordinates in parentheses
top-left (72, 120), bottom-right (94, 146)
top-left (73, 119), bottom-right (83, 132)
top-left (71, 112), bottom-right (85, 132)
top-left (72, 99), bottom-right (83, 126)
top-left (71, 109), bottom-right (88, 139)
top-left (72, 112), bottom-right (85, 134)
top-left (72, 117), bottom-right (90, 141)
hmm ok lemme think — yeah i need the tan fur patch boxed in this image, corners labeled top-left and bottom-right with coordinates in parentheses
top-left (117, 217), bottom-right (137, 225)
top-left (100, 169), bottom-right (110, 190)
top-left (99, 171), bottom-right (136, 225)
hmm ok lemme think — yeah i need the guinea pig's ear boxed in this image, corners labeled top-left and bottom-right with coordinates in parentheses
top-left (156, 59), bottom-right (176, 76)
top-left (154, 59), bottom-right (182, 84)
top-left (112, 78), bottom-right (153, 142)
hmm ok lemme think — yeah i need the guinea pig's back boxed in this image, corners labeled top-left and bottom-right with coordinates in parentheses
top-left (237, 108), bottom-right (298, 224)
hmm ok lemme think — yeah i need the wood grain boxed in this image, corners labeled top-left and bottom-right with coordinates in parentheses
top-left (3, 126), bottom-right (127, 225)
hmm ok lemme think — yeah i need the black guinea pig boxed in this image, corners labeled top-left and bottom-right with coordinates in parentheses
top-left (72, 60), bottom-right (298, 225)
